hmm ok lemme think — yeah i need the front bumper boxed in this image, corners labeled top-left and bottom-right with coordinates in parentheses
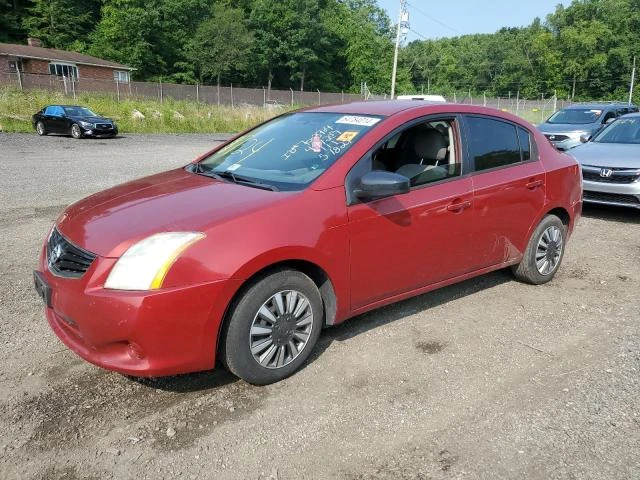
top-left (36, 248), bottom-right (242, 377)
top-left (542, 135), bottom-right (582, 151)
top-left (582, 179), bottom-right (640, 209)
top-left (81, 125), bottom-right (118, 137)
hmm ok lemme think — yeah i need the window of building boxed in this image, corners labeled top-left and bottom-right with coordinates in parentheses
top-left (48, 62), bottom-right (79, 80)
top-left (113, 70), bottom-right (130, 83)
top-left (8, 59), bottom-right (24, 72)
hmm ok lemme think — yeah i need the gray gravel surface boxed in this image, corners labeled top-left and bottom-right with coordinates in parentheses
top-left (0, 133), bottom-right (639, 480)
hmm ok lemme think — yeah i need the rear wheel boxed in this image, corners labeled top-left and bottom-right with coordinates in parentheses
top-left (36, 121), bottom-right (47, 136)
top-left (221, 269), bottom-right (323, 385)
top-left (70, 123), bottom-right (83, 139)
top-left (512, 214), bottom-right (566, 285)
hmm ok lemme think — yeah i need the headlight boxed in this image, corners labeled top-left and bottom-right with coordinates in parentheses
top-left (104, 232), bottom-right (205, 290)
top-left (79, 121), bottom-right (95, 128)
top-left (112, 121), bottom-right (117, 128)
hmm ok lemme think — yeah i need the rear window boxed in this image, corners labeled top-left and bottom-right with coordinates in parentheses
top-left (465, 116), bottom-right (521, 171)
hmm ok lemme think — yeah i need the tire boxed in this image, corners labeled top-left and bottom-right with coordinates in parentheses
top-left (221, 269), bottom-right (323, 385)
top-left (70, 123), bottom-right (83, 139)
top-left (512, 214), bottom-right (566, 285)
top-left (36, 121), bottom-right (47, 136)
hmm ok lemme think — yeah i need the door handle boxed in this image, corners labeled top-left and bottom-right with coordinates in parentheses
top-left (526, 179), bottom-right (544, 190)
top-left (446, 200), bottom-right (472, 212)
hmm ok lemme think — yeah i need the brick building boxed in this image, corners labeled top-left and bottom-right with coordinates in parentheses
top-left (0, 38), bottom-right (134, 83)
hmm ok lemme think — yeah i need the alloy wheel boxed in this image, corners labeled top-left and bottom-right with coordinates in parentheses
top-left (249, 290), bottom-right (314, 369)
top-left (535, 225), bottom-right (563, 275)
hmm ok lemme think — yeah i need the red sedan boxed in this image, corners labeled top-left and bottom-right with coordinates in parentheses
top-left (34, 102), bottom-right (582, 385)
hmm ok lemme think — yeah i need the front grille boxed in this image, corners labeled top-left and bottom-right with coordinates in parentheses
top-left (583, 191), bottom-right (640, 205)
top-left (47, 228), bottom-right (96, 278)
top-left (545, 134), bottom-right (569, 142)
top-left (582, 171), bottom-right (640, 184)
top-left (95, 123), bottom-right (112, 129)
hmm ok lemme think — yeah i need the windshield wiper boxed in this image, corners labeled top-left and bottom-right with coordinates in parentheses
top-left (190, 165), bottom-right (278, 191)
top-left (215, 171), bottom-right (280, 192)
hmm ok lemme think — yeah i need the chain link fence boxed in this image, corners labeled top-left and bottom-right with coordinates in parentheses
top-left (0, 72), bottom-right (372, 107)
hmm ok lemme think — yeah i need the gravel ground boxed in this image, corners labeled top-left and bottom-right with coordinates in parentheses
top-left (0, 133), bottom-right (639, 480)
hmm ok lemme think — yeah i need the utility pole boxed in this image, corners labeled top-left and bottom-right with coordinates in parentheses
top-left (629, 56), bottom-right (636, 105)
top-left (391, 0), bottom-right (409, 99)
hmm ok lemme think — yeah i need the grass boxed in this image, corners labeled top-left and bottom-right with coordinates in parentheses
top-left (0, 87), bottom-right (293, 134)
top-left (0, 87), bottom-right (551, 134)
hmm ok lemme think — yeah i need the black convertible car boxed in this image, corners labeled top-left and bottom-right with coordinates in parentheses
top-left (32, 105), bottom-right (118, 139)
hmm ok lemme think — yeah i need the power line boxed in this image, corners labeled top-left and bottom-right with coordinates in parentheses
top-left (406, 2), bottom-right (461, 35)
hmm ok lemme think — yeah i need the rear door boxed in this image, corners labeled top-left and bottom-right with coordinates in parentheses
top-left (461, 115), bottom-right (546, 269)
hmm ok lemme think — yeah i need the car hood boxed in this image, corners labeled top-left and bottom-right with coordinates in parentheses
top-left (69, 116), bottom-right (114, 124)
top-left (537, 122), bottom-right (598, 134)
top-left (56, 168), bottom-right (287, 257)
top-left (569, 142), bottom-right (640, 168)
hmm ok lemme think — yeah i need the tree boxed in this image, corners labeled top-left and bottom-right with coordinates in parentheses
top-left (187, 4), bottom-right (253, 86)
top-left (23, 0), bottom-right (99, 49)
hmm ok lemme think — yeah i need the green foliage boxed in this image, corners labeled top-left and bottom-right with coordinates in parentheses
top-left (23, 0), bottom-right (100, 49)
top-left (188, 4), bottom-right (253, 85)
top-left (3, 0), bottom-right (640, 99)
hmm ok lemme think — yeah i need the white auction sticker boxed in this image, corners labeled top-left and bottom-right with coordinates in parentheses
top-left (335, 115), bottom-right (381, 127)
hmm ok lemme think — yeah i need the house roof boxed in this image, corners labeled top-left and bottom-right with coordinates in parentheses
top-left (0, 43), bottom-right (134, 70)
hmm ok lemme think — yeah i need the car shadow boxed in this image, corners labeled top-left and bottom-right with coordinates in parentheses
top-left (581, 204), bottom-right (640, 224)
top-left (307, 268), bottom-right (514, 364)
top-left (128, 367), bottom-right (237, 393)
top-left (128, 269), bottom-right (514, 392)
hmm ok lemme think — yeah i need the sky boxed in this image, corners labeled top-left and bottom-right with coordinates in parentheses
top-left (377, 0), bottom-right (572, 41)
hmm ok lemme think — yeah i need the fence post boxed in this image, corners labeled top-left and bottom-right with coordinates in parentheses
top-left (16, 67), bottom-right (23, 91)
top-left (62, 75), bottom-right (68, 95)
top-left (483, 91), bottom-right (487, 107)
top-left (71, 75), bottom-right (76, 100)
top-left (469, 89), bottom-right (472, 105)
top-left (290, 88), bottom-right (294, 106)
top-left (516, 90), bottom-right (520, 113)
top-left (230, 83), bottom-right (234, 108)
top-left (317, 89), bottom-right (321, 105)
top-left (341, 90), bottom-right (344, 103)
top-left (217, 83), bottom-right (220, 106)
top-left (553, 89), bottom-right (557, 113)
top-left (196, 82), bottom-right (199, 103)
top-left (159, 78), bottom-right (163, 104)
top-left (116, 79), bottom-right (120, 102)
top-left (263, 86), bottom-right (266, 105)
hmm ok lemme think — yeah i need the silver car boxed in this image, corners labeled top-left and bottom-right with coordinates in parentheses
top-left (569, 113), bottom-right (640, 209)
top-left (538, 103), bottom-right (637, 150)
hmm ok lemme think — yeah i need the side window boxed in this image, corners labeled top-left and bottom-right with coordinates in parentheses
top-left (603, 111), bottom-right (616, 123)
top-left (371, 119), bottom-right (461, 188)
top-left (517, 127), bottom-right (531, 161)
top-left (44, 106), bottom-right (54, 116)
top-left (465, 116), bottom-right (520, 171)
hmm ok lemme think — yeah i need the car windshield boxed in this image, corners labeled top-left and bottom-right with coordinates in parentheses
top-left (593, 118), bottom-right (640, 144)
top-left (196, 112), bottom-right (382, 191)
top-left (63, 106), bottom-right (98, 117)
top-left (546, 108), bottom-right (603, 125)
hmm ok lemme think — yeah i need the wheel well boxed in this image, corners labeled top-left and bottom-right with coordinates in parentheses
top-left (218, 260), bottom-right (337, 353)
top-left (547, 207), bottom-right (570, 226)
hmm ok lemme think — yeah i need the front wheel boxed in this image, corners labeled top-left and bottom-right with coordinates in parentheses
top-left (512, 214), bottom-right (566, 285)
top-left (36, 121), bottom-right (47, 136)
top-left (70, 123), bottom-right (83, 139)
top-left (221, 269), bottom-right (323, 385)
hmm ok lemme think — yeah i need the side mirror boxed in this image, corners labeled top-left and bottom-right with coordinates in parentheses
top-left (355, 171), bottom-right (410, 200)
top-left (580, 134), bottom-right (591, 143)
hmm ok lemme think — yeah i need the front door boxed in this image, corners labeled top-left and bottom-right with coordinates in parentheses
top-left (347, 117), bottom-right (475, 311)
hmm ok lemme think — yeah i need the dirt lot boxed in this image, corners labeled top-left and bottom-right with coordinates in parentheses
top-left (0, 133), bottom-right (638, 480)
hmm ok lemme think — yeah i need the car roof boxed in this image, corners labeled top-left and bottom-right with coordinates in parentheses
top-left (305, 100), bottom-right (519, 119)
